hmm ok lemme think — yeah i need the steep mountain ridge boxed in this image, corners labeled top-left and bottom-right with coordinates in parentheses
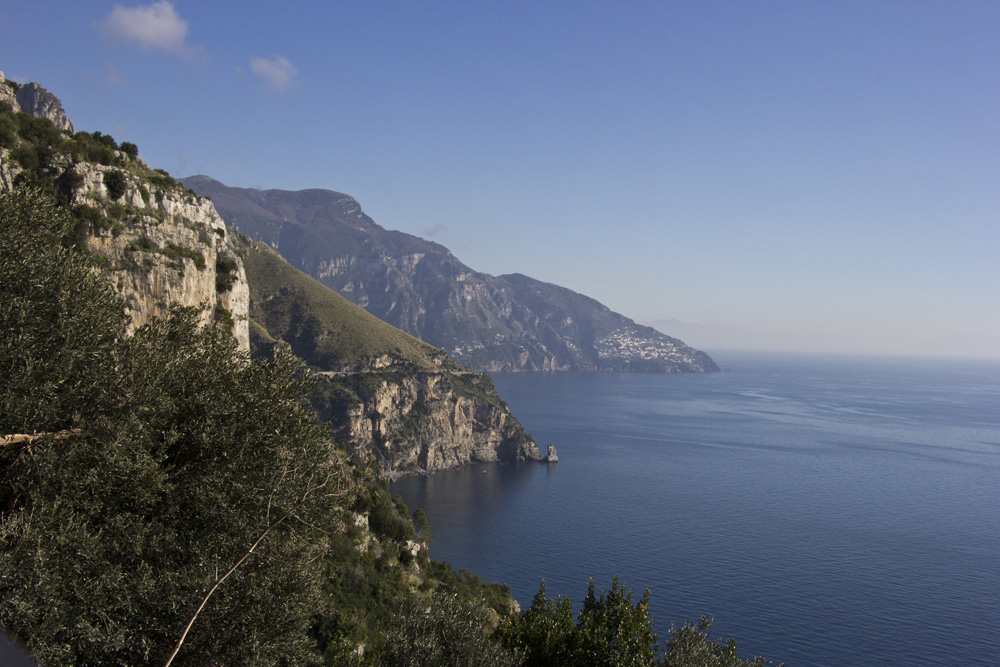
top-left (182, 175), bottom-right (719, 373)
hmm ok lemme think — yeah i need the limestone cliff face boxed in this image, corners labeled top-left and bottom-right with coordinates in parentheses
top-left (0, 72), bottom-right (17, 110)
top-left (314, 367), bottom-right (540, 479)
top-left (1, 70), bottom-right (248, 349)
top-left (73, 164), bottom-right (250, 349)
top-left (16, 83), bottom-right (74, 133)
top-left (1, 72), bottom-right (74, 133)
top-left (0, 152), bottom-right (249, 351)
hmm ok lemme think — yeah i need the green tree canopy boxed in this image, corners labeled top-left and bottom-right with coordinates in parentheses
top-left (0, 188), bottom-right (360, 666)
top-left (500, 578), bottom-right (782, 667)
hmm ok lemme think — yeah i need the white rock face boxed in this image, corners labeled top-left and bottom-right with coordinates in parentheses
top-left (0, 73), bottom-right (74, 133)
top-left (0, 72), bottom-right (17, 110)
top-left (1, 70), bottom-right (247, 349)
top-left (330, 370), bottom-right (541, 478)
top-left (15, 82), bottom-right (74, 133)
top-left (73, 164), bottom-right (250, 350)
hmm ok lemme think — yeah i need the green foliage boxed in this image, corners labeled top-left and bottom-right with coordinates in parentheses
top-left (70, 131), bottom-right (117, 166)
top-left (368, 485), bottom-right (416, 542)
top-left (10, 144), bottom-right (39, 174)
top-left (165, 242), bottom-right (206, 269)
top-left (0, 189), bottom-right (359, 666)
top-left (93, 130), bottom-right (118, 151)
top-left (422, 561), bottom-right (516, 617)
top-left (0, 189), bottom-right (127, 434)
top-left (120, 141), bottom-right (139, 159)
top-left (103, 168), bottom-right (127, 200)
top-left (660, 617), bottom-right (779, 667)
top-left (215, 253), bottom-right (239, 292)
top-left (0, 112), bottom-right (16, 148)
top-left (500, 579), bottom-right (781, 667)
top-left (576, 578), bottom-right (658, 667)
top-left (378, 592), bottom-right (523, 667)
top-left (16, 113), bottom-right (62, 149)
top-left (498, 580), bottom-right (577, 667)
top-left (56, 165), bottom-right (83, 194)
top-left (0, 102), bottom-right (192, 209)
top-left (149, 168), bottom-right (177, 188)
top-left (412, 507), bottom-right (432, 540)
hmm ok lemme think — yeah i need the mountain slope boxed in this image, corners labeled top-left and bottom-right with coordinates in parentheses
top-left (233, 233), bottom-right (542, 477)
top-left (182, 175), bottom-right (719, 373)
top-left (1, 70), bottom-right (538, 478)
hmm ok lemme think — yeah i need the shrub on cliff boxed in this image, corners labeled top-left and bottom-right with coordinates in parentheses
top-left (378, 592), bottom-right (523, 667)
top-left (499, 578), bottom-right (657, 667)
top-left (103, 168), bottom-right (127, 200)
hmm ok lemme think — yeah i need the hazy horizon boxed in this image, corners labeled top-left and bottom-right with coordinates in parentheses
top-left (2, 1), bottom-right (997, 359)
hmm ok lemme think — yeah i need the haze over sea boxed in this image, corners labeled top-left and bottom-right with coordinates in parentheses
top-left (392, 352), bottom-right (1000, 667)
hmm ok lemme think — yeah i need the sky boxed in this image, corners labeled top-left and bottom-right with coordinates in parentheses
top-left (1, 1), bottom-right (998, 358)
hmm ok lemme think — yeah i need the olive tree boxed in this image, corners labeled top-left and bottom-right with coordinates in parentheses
top-left (0, 188), bottom-right (359, 666)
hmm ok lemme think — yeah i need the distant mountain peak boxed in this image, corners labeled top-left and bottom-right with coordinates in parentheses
top-left (183, 176), bottom-right (719, 373)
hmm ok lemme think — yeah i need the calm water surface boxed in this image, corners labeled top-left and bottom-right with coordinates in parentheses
top-left (391, 353), bottom-right (1000, 667)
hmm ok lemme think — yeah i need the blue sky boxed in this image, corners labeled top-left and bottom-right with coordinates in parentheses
top-left (2, 1), bottom-right (997, 357)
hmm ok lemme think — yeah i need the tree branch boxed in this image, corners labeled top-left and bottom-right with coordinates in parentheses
top-left (163, 514), bottom-right (289, 667)
top-left (1, 429), bottom-right (80, 446)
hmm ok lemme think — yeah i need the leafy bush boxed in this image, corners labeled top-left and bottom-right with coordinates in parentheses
top-left (120, 141), bottom-right (138, 159)
top-left (378, 592), bottom-right (523, 667)
top-left (216, 254), bottom-right (239, 292)
top-left (368, 485), bottom-right (416, 542)
top-left (1, 189), bottom-right (360, 666)
top-left (56, 166), bottom-right (83, 195)
top-left (103, 169), bottom-right (127, 200)
top-left (0, 113), bottom-right (16, 148)
top-left (149, 168), bottom-right (177, 188)
top-left (164, 242), bottom-right (205, 270)
top-left (499, 579), bottom-right (783, 667)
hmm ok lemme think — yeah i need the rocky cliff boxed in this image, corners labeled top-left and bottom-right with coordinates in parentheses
top-left (182, 175), bottom-right (719, 373)
top-left (1, 71), bottom-right (74, 133)
top-left (75, 165), bottom-right (250, 349)
top-left (314, 368), bottom-right (539, 479)
top-left (0, 74), bottom-right (249, 350)
top-left (239, 235), bottom-right (541, 477)
top-left (1, 69), bottom-right (540, 478)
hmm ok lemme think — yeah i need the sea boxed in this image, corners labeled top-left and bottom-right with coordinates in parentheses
top-left (390, 352), bottom-right (1000, 667)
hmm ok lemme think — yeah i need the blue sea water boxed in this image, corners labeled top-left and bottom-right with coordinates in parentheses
top-left (390, 352), bottom-right (1000, 666)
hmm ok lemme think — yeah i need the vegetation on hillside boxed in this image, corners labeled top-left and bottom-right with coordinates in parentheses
top-left (239, 235), bottom-right (456, 371)
top-left (0, 188), bottom-right (514, 665)
top-left (0, 101), bottom-right (188, 200)
top-left (1, 136), bottom-right (777, 665)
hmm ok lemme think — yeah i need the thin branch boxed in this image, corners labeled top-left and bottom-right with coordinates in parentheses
top-left (163, 514), bottom-right (289, 667)
top-left (1, 429), bottom-right (81, 446)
